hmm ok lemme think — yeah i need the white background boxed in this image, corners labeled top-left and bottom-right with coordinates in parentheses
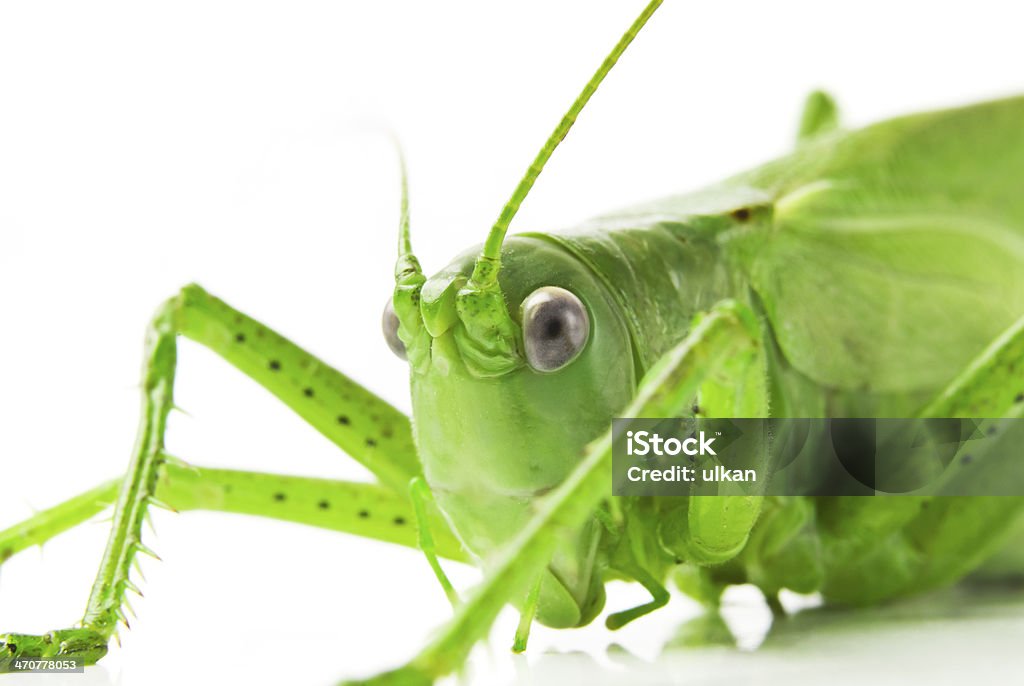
top-left (2, 2), bottom-right (1024, 685)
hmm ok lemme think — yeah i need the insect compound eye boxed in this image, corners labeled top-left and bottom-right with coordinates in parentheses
top-left (381, 297), bottom-right (407, 360)
top-left (521, 286), bottom-right (590, 372)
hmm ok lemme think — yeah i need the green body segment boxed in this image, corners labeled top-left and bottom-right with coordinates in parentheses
top-left (598, 94), bottom-right (1024, 401)
top-left (730, 96), bottom-right (1024, 398)
top-left (404, 94), bottom-right (1024, 628)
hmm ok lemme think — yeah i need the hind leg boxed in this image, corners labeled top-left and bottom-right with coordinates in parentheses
top-left (820, 313), bottom-right (1024, 604)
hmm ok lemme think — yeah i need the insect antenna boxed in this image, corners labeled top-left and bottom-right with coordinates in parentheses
top-left (392, 135), bottom-right (422, 282)
top-left (469, 0), bottom-right (664, 287)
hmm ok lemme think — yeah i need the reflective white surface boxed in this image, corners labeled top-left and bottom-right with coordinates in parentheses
top-left (4, 581), bottom-right (1022, 685)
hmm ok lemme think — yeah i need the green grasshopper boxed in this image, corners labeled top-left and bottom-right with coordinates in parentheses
top-left (3, 1), bottom-right (1024, 683)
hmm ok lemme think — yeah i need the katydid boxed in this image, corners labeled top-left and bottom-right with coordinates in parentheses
top-left (4, 0), bottom-right (1024, 684)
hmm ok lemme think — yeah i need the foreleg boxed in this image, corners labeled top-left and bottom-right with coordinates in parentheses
top-left (1, 284), bottom-right (426, 665)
